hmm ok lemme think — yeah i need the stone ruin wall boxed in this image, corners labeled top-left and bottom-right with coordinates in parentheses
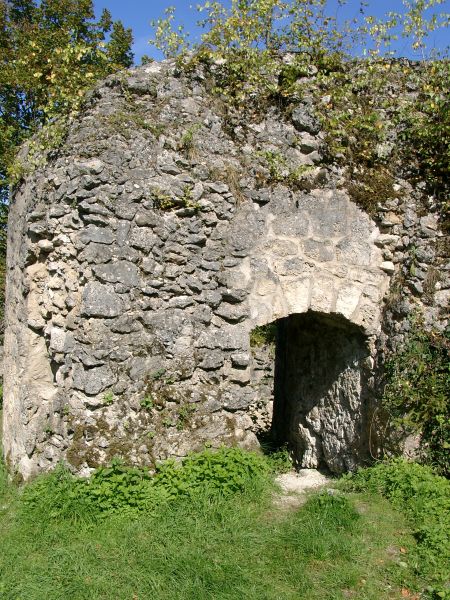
top-left (3, 60), bottom-right (448, 479)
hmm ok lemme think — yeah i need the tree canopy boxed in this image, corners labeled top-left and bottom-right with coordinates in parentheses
top-left (150, 0), bottom-right (449, 60)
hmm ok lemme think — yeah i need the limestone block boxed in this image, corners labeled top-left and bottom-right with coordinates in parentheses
top-left (302, 238), bottom-right (335, 262)
top-left (81, 282), bottom-right (124, 318)
top-left (129, 227), bottom-right (156, 252)
top-left (27, 294), bottom-right (46, 329)
top-left (198, 350), bottom-right (224, 371)
top-left (261, 239), bottom-right (299, 257)
top-left (284, 278), bottom-right (310, 314)
top-left (335, 285), bottom-right (361, 319)
top-left (26, 263), bottom-right (48, 282)
top-left (380, 261), bottom-right (395, 274)
top-left (78, 225), bottom-right (115, 245)
top-left (228, 368), bottom-right (251, 384)
top-left (336, 238), bottom-right (373, 266)
top-left (273, 256), bottom-right (311, 278)
top-left (231, 353), bottom-right (250, 368)
top-left (38, 239), bottom-right (54, 253)
top-left (249, 298), bottom-right (279, 325)
top-left (72, 364), bottom-right (116, 395)
top-left (93, 261), bottom-right (140, 287)
top-left (291, 105), bottom-right (320, 134)
top-left (49, 327), bottom-right (74, 353)
top-left (75, 158), bottom-right (105, 174)
top-left (253, 272), bottom-right (280, 297)
top-left (79, 242), bottom-right (112, 264)
top-left (215, 302), bottom-right (249, 323)
top-left (221, 288), bottom-right (247, 304)
top-left (353, 301), bottom-right (380, 332)
top-left (271, 213), bottom-right (309, 237)
top-left (195, 326), bottom-right (247, 351)
top-left (310, 276), bottom-right (336, 313)
top-left (309, 200), bottom-right (349, 238)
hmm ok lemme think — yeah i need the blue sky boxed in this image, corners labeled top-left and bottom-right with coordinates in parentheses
top-left (93, 0), bottom-right (450, 64)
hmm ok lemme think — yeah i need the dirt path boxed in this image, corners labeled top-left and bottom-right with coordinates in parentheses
top-left (274, 469), bottom-right (331, 510)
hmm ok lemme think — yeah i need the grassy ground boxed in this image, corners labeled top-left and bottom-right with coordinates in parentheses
top-left (0, 457), bottom-right (435, 600)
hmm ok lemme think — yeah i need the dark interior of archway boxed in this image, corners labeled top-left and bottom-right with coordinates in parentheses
top-left (268, 311), bottom-right (371, 474)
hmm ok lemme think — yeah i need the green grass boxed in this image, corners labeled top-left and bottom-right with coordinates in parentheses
top-left (0, 429), bottom-right (447, 600)
top-left (343, 459), bottom-right (450, 598)
top-left (0, 485), bottom-right (417, 600)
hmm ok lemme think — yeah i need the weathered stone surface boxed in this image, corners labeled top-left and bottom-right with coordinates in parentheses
top-left (3, 58), bottom-right (445, 480)
top-left (215, 302), bottom-right (249, 323)
top-left (78, 225), bottom-right (115, 245)
top-left (93, 261), bottom-right (140, 287)
top-left (129, 227), bottom-right (156, 252)
top-left (72, 364), bottom-right (116, 395)
top-left (291, 104), bottom-right (320, 134)
top-left (198, 350), bottom-right (224, 370)
top-left (50, 327), bottom-right (75, 353)
top-left (81, 282), bottom-right (124, 317)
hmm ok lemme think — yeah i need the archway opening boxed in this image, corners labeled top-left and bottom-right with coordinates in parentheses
top-left (253, 311), bottom-right (371, 474)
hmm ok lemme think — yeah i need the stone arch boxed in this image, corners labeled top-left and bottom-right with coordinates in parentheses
top-left (225, 188), bottom-right (389, 338)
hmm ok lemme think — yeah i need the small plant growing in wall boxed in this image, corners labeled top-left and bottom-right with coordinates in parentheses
top-left (176, 404), bottom-right (196, 431)
top-left (250, 323), bottom-right (277, 348)
top-left (151, 368), bottom-right (167, 381)
top-left (382, 317), bottom-right (450, 476)
top-left (103, 392), bottom-right (114, 406)
top-left (140, 395), bottom-right (155, 411)
top-left (152, 188), bottom-right (176, 211)
top-left (162, 416), bottom-right (175, 428)
top-left (179, 123), bottom-right (202, 158)
top-left (181, 186), bottom-right (201, 212)
top-left (259, 150), bottom-right (287, 182)
top-left (44, 425), bottom-right (54, 437)
top-left (148, 123), bottom-right (165, 138)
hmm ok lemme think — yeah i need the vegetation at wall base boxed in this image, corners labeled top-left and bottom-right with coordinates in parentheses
top-left (19, 447), bottom-right (272, 522)
top-left (382, 321), bottom-right (450, 477)
top-left (0, 445), bottom-right (448, 599)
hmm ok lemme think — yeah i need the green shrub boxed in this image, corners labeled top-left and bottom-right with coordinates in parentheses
top-left (20, 463), bottom-right (97, 523)
top-left (20, 447), bottom-right (271, 523)
top-left (153, 446), bottom-right (270, 498)
top-left (382, 323), bottom-right (450, 476)
top-left (400, 61), bottom-right (450, 212)
top-left (265, 446), bottom-right (293, 474)
top-left (250, 322), bottom-right (277, 347)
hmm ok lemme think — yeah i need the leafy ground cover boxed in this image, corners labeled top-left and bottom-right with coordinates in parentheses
top-left (0, 440), bottom-right (448, 600)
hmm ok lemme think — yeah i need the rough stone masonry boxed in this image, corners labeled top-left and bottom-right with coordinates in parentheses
top-left (3, 59), bottom-right (448, 479)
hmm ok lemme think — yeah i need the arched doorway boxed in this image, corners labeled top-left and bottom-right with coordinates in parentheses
top-left (260, 311), bottom-right (372, 473)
